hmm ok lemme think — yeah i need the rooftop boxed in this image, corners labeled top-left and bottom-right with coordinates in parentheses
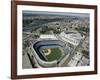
top-left (40, 34), bottom-right (57, 40)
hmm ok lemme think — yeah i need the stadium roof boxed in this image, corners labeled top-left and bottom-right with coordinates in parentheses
top-left (62, 31), bottom-right (83, 40)
top-left (40, 34), bottom-right (57, 40)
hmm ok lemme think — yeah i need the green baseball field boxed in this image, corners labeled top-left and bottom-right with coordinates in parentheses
top-left (43, 48), bottom-right (63, 61)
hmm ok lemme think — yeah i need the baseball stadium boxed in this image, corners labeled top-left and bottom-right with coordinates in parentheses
top-left (30, 31), bottom-right (84, 68)
top-left (33, 40), bottom-right (69, 61)
top-left (31, 39), bottom-right (70, 67)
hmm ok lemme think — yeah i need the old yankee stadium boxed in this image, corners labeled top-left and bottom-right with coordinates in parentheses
top-left (22, 11), bottom-right (90, 68)
top-left (23, 31), bottom-right (90, 68)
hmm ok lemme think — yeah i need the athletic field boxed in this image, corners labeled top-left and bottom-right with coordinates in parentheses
top-left (33, 40), bottom-right (69, 61)
top-left (43, 48), bottom-right (62, 61)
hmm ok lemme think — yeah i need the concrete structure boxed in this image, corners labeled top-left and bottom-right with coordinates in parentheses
top-left (31, 40), bottom-right (70, 67)
top-left (28, 31), bottom-right (85, 67)
top-left (60, 31), bottom-right (84, 46)
top-left (40, 34), bottom-right (57, 40)
top-left (67, 52), bottom-right (89, 66)
top-left (67, 52), bottom-right (83, 66)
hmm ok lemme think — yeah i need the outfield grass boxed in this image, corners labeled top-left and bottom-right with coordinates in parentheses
top-left (46, 48), bottom-right (62, 61)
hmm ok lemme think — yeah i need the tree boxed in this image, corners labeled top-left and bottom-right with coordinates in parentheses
top-left (82, 50), bottom-right (89, 56)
